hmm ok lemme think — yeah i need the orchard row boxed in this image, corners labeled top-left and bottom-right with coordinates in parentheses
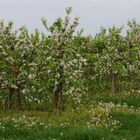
top-left (0, 8), bottom-right (140, 111)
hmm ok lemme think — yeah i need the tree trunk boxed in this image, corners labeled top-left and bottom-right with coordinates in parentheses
top-left (52, 67), bottom-right (63, 111)
top-left (16, 88), bottom-right (22, 110)
top-left (111, 73), bottom-right (117, 94)
top-left (53, 84), bottom-right (62, 111)
top-left (52, 42), bottom-right (64, 112)
top-left (5, 88), bottom-right (14, 109)
top-left (128, 42), bottom-right (132, 91)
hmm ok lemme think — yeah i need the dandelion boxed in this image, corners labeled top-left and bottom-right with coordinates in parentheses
top-left (60, 132), bottom-right (63, 136)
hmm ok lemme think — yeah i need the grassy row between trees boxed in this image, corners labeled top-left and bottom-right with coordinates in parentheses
top-left (0, 93), bottom-right (140, 140)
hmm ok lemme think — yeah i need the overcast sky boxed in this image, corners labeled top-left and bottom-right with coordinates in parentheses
top-left (0, 0), bottom-right (140, 35)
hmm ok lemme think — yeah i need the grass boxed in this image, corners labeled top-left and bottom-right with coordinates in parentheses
top-left (1, 117), bottom-right (140, 140)
top-left (0, 92), bottom-right (140, 140)
top-left (91, 92), bottom-right (140, 108)
top-left (111, 111), bottom-right (140, 140)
